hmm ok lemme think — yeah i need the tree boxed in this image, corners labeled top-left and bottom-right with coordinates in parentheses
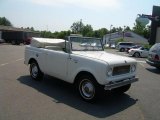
top-left (98, 28), bottom-right (109, 37)
top-left (125, 26), bottom-right (131, 31)
top-left (26, 27), bottom-right (34, 31)
top-left (116, 27), bottom-right (123, 32)
top-left (132, 21), bottom-right (150, 39)
top-left (70, 20), bottom-right (84, 34)
top-left (143, 25), bottom-right (150, 39)
top-left (110, 27), bottom-right (117, 33)
top-left (82, 24), bottom-right (93, 37)
top-left (0, 17), bottom-right (12, 26)
top-left (132, 21), bottom-right (145, 36)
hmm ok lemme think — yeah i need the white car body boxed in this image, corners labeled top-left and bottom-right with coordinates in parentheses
top-left (24, 36), bottom-right (138, 92)
top-left (128, 47), bottom-right (149, 58)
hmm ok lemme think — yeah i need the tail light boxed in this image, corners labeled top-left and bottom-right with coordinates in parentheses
top-left (155, 55), bottom-right (159, 61)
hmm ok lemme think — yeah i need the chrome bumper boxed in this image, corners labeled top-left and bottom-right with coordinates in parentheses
top-left (104, 77), bottom-right (138, 90)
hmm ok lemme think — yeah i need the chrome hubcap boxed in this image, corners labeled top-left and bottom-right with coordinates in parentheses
top-left (31, 64), bottom-right (38, 78)
top-left (80, 79), bottom-right (95, 99)
top-left (135, 53), bottom-right (139, 57)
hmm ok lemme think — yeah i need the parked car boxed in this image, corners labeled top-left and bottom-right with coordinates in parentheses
top-left (0, 38), bottom-right (5, 43)
top-left (128, 47), bottom-right (149, 58)
top-left (116, 42), bottom-right (134, 52)
top-left (125, 45), bottom-right (142, 53)
top-left (24, 37), bottom-right (32, 45)
top-left (146, 43), bottom-right (160, 69)
top-left (24, 36), bottom-right (138, 102)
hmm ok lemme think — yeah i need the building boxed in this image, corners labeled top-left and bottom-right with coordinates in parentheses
top-left (149, 6), bottom-right (160, 44)
top-left (0, 25), bottom-right (40, 45)
top-left (103, 31), bottom-right (149, 45)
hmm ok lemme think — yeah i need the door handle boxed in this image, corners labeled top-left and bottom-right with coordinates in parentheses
top-left (73, 59), bottom-right (78, 63)
top-left (68, 57), bottom-right (78, 63)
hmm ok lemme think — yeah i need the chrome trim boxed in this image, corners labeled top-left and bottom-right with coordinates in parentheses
top-left (104, 77), bottom-right (138, 90)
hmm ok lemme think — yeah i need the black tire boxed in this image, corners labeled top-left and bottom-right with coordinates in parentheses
top-left (156, 67), bottom-right (160, 70)
top-left (76, 74), bottom-right (103, 102)
top-left (11, 40), bottom-right (16, 45)
top-left (134, 52), bottom-right (140, 58)
top-left (30, 61), bottom-right (44, 81)
top-left (120, 48), bottom-right (125, 52)
top-left (16, 42), bottom-right (20, 45)
top-left (113, 84), bottom-right (131, 94)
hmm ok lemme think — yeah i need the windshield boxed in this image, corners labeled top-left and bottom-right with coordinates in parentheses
top-left (69, 36), bottom-right (103, 51)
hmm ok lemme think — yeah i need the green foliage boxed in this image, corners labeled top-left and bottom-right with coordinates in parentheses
top-left (70, 20), bottom-right (84, 34)
top-left (40, 30), bottom-right (71, 39)
top-left (82, 24), bottom-right (93, 37)
top-left (0, 17), bottom-right (12, 26)
top-left (115, 38), bottom-right (125, 44)
top-left (143, 44), bottom-right (152, 49)
top-left (70, 20), bottom-right (109, 38)
top-left (133, 21), bottom-right (150, 39)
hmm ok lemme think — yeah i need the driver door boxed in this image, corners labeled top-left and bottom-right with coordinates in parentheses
top-left (45, 49), bottom-right (69, 80)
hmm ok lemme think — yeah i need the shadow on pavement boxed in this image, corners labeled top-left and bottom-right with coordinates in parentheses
top-left (146, 68), bottom-right (160, 74)
top-left (17, 75), bottom-right (137, 118)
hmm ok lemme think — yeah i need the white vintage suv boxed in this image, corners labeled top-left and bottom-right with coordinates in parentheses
top-left (24, 36), bottom-right (138, 102)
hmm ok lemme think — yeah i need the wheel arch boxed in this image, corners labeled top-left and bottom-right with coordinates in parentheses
top-left (73, 71), bottom-right (97, 85)
top-left (28, 58), bottom-right (37, 64)
top-left (134, 52), bottom-right (140, 57)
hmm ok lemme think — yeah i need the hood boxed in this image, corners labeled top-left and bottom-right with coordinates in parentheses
top-left (72, 51), bottom-right (136, 65)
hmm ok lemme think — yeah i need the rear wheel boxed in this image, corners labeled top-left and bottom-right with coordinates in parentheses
top-left (11, 40), bottom-right (16, 45)
top-left (76, 74), bottom-right (103, 102)
top-left (30, 61), bottom-right (44, 81)
top-left (134, 52), bottom-right (140, 58)
top-left (120, 48), bottom-right (125, 52)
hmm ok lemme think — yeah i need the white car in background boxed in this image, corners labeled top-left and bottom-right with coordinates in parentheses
top-left (128, 47), bottom-right (149, 58)
top-left (0, 38), bottom-right (5, 43)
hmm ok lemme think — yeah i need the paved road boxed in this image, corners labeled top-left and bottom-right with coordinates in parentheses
top-left (0, 45), bottom-right (160, 120)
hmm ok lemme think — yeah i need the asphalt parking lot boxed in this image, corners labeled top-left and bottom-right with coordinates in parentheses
top-left (0, 44), bottom-right (160, 120)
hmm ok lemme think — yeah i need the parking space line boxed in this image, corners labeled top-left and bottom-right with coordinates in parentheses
top-left (0, 63), bottom-right (9, 67)
top-left (15, 58), bottom-right (24, 62)
top-left (139, 63), bottom-right (145, 67)
top-left (0, 58), bottom-right (24, 67)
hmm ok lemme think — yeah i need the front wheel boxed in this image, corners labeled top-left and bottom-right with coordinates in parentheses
top-left (11, 40), bottom-right (16, 45)
top-left (134, 52), bottom-right (140, 58)
top-left (30, 61), bottom-right (44, 81)
top-left (76, 74), bottom-right (103, 102)
top-left (156, 67), bottom-right (160, 70)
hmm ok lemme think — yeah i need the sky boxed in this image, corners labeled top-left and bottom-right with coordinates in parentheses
top-left (0, 0), bottom-right (159, 32)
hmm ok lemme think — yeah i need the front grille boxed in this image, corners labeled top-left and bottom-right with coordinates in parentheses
top-left (112, 65), bottom-right (130, 76)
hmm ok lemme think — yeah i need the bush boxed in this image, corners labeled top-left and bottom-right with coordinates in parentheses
top-left (115, 38), bottom-right (125, 44)
top-left (143, 44), bottom-right (152, 49)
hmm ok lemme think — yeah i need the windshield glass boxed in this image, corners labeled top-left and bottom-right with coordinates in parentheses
top-left (70, 36), bottom-right (103, 51)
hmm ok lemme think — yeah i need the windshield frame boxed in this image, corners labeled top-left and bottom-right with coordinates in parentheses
top-left (68, 36), bottom-right (104, 52)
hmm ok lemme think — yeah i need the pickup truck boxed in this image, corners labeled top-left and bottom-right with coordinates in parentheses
top-left (24, 36), bottom-right (138, 102)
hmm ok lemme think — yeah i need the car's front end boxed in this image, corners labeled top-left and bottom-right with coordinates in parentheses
top-left (128, 49), bottom-right (136, 56)
top-left (69, 36), bottom-right (138, 90)
top-left (68, 35), bottom-right (139, 101)
top-left (146, 43), bottom-right (160, 69)
top-left (104, 61), bottom-right (138, 90)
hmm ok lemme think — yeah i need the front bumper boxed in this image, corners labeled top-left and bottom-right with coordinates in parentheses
top-left (146, 59), bottom-right (160, 67)
top-left (104, 77), bottom-right (138, 90)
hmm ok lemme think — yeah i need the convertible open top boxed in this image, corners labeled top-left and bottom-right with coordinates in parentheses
top-left (30, 37), bottom-right (66, 48)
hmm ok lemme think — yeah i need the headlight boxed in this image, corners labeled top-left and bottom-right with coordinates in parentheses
top-left (107, 68), bottom-right (112, 76)
top-left (131, 64), bottom-right (136, 72)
